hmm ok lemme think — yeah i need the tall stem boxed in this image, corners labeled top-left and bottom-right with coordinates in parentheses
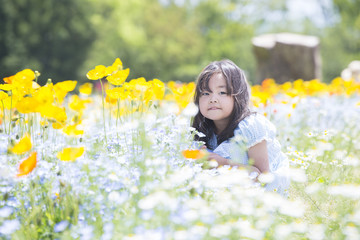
top-left (1, 100), bottom-right (6, 134)
top-left (9, 92), bottom-right (12, 135)
top-left (99, 79), bottom-right (107, 145)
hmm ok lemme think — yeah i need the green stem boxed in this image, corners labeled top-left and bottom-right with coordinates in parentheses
top-left (1, 100), bottom-right (6, 134)
top-left (9, 92), bottom-right (12, 135)
top-left (99, 79), bottom-right (107, 145)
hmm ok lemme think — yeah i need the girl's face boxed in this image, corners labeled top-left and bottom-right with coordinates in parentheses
top-left (199, 73), bottom-right (234, 133)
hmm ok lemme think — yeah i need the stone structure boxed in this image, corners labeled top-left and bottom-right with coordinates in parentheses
top-left (252, 33), bottom-right (321, 84)
top-left (341, 60), bottom-right (360, 82)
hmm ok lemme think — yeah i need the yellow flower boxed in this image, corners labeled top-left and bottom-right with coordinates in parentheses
top-left (13, 69), bottom-right (35, 83)
top-left (52, 122), bottom-right (65, 129)
top-left (107, 68), bottom-right (130, 86)
top-left (0, 84), bottom-right (14, 91)
top-left (79, 83), bottom-right (93, 95)
top-left (32, 83), bottom-right (55, 106)
top-left (57, 147), bottom-right (85, 161)
top-left (38, 103), bottom-right (67, 123)
top-left (151, 79), bottom-right (165, 100)
top-left (86, 65), bottom-right (107, 80)
top-left (168, 81), bottom-right (195, 109)
top-left (54, 80), bottom-right (77, 104)
top-left (68, 95), bottom-right (91, 112)
top-left (15, 96), bottom-right (40, 114)
top-left (105, 58), bottom-right (123, 75)
top-left (3, 75), bottom-right (15, 84)
top-left (0, 91), bottom-right (8, 100)
top-left (10, 69), bottom-right (36, 97)
top-left (11, 133), bottom-right (32, 155)
top-left (106, 87), bottom-right (126, 100)
top-left (17, 152), bottom-right (37, 177)
top-left (1, 96), bottom-right (18, 110)
top-left (62, 124), bottom-right (84, 136)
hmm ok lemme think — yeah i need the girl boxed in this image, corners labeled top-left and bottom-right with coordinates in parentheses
top-left (192, 59), bottom-right (289, 195)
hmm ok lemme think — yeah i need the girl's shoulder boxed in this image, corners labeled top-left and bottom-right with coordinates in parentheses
top-left (234, 113), bottom-right (276, 144)
top-left (237, 113), bottom-right (275, 131)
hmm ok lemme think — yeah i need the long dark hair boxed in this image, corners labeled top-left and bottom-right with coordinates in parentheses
top-left (192, 59), bottom-right (252, 149)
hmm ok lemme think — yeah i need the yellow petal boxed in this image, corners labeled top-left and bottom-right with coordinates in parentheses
top-left (15, 97), bottom-right (39, 114)
top-left (107, 68), bottom-right (129, 86)
top-left (38, 103), bottom-right (67, 123)
top-left (62, 124), bottom-right (84, 136)
top-left (57, 147), bottom-right (85, 161)
top-left (0, 91), bottom-right (8, 100)
top-left (0, 84), bottom-right (14, 91)
top-left (86, 65), bottom-right (107, 80)
top-left (54, 80), bottom-right (77, 92)
top-left (79, 83), bottom-right (93, 95)
top-left (151, 79), bottom-right (165, 100)
top-left (106, 87), bottom-right (125, 99)
top-left (17, 152), bottom-right (37, 177)
top-left (14, 69), bottom-right (35, 83)
top-left (11, 133), bottom-right (32, 155)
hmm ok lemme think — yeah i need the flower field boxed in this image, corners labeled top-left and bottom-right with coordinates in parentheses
top-left (1, 58), bottom-right (360, 239)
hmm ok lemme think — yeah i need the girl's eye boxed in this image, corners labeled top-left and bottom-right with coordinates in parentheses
top-left (201, 92), bottom-right (209, 96)
top-left (220, 91), bottom-right (227, 95)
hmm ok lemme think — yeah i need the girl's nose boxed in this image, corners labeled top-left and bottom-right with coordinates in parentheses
top-left (209, 97), bottom-right (218, 103)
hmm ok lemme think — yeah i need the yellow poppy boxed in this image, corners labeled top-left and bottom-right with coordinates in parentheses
top-left (79, 83), bottom-right (93, 95)
top-left (0, 84), bottom-right (14, 91)
top-left (62, 124), bottom-right (84, 136)
top-left (11, 133), bottom-right (32, 155)
top-left (33, 83), bottom-right (55, 105)
top-left (3, 75), bottom-right (15, 84)
top-left (15, 96), bottom-right (40, 114)
top-left (68, 95), bottom-right (88, 112)
top-left (52, 121), bottom-right (65, 129)
top-left (54, 80), bottom-right (77, 104)
top-left (57, 147), bottom-right (85, 161)
top-left (38, 103), bottom-right (67, 123)
top-left (0, 91), bottom-right (8, 100)
top-left (107, 68), bottom-right (130, 86)
top-left (14, 69), bottom-right (35, 83)
top-left (151, 79), bottom-right (165, 100)
top-left (86, 65), bottom-right (107, 80)
top-left (106, 87), bottom-right (125, 100)
top-left (17, 152), bottom-right (37, 177)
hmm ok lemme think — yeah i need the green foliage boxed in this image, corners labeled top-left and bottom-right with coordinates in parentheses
top-left (0, 0), bottom-right (95, 85)
top-left (321, 0), bottom-right (360, 81)
top-left (1, 0), bottom-right (360, 84)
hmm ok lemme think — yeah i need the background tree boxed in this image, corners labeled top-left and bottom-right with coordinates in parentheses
top-left (0, 0), bottom-right (95, 85)
top-left (1, 0), bottom-right (359, 84)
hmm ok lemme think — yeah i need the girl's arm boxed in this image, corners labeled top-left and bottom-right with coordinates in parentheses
top-left (206, 140), bottom-right (270, 175)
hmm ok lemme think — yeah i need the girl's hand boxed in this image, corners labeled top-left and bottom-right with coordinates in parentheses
top-left (207, 152), bottom-right (230, 166)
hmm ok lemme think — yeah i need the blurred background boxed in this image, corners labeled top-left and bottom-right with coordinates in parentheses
top-left (0, 0), bottom-right (359, 85)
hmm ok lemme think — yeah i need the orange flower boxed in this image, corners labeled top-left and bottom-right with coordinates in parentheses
top-left (182, 149), bottom-right (207, 159)
top-left (11, 133), bottom-right (32, 155)
top-left (17, 152), bottom-right (37, 177)
top-left (57, 147), bottom-right (85, 161)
